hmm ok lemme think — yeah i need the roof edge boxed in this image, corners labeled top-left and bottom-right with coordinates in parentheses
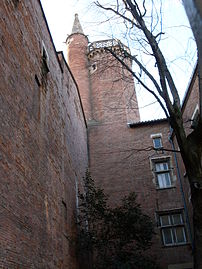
top-left (128, 118), bottom-right (168, 128)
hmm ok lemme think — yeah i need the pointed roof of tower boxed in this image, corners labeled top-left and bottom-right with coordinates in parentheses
top-left (71, 14), bottom-right (84, 34)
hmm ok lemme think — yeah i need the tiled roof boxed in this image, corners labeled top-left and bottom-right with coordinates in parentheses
top-left (127, 118), bottom-right (168, 127)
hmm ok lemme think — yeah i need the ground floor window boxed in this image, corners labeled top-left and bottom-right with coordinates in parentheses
top-left (159, 212), bottom-right (187, 246)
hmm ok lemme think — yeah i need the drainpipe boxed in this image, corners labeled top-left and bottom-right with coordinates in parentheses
top-left (169, 128), bottom-right (194, 251)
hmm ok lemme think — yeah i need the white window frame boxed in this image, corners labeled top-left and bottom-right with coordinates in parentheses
top-left (159, 212), bottom-right (187, 246)
top-left (152, 157), bottom-right (172, 189)
top-left (155, 162), bottom-right (171, 188)
top-left (153, 137), bottom-right (162, 149)
top-left (151, 133), bottom-right (163, 149)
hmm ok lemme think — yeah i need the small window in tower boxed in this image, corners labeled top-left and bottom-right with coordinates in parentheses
top-left (41, 41), bottom-right (50, 89)
top-left (89, 62), bottom-right (97, 74)
top-left (42, 47), bottom-right (49, 74)
top-left (191, 104), bottom-right (199, 129)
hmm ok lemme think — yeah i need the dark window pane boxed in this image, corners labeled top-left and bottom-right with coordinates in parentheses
top-left (175, 227), bottom-right (186, 243)
top-left (162, 228), bottom-right (173, 245)
top-left (172, 213), bottom-right (183, 225)
top-left (160, 215), bottom-right (170, 226)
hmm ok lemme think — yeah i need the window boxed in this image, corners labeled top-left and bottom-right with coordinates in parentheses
top-left (191, 104), bottom-right (199, 129)
top-left (89, 62), bottom-right (97, 74)
top-left (41, 41), bottom-right (49, 74)
top-left (42, 47), bottom-right (50, 74)
top-left (154, 160), bottom-right (172, 188)
top-left (151, 133), bottom-right (163, 149)
top-left (159, 212), bottom-right (187, 246)
top-left (153, 137), bottom-right (162, 149)
top-left (92, 63), bottom-right (97, 70)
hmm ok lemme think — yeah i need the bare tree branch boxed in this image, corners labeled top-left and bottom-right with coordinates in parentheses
top-left (95, 1), bottom-right (141, 30)
top-left (105, 46), bottom-right (169, 117)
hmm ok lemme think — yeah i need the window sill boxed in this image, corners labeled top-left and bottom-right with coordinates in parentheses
top-left (156, 185), bottom-right (176, 190)
top-left (162, 242), bottom-right (191, 248)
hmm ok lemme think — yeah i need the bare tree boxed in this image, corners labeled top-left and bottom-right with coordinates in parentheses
top-left (93, 1), bottom-right (202, 268)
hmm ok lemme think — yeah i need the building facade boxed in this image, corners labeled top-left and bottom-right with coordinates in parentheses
top-left (0, 1), bottom-right (198, 268)
top-left (67, 13), bottom-right (194, 269)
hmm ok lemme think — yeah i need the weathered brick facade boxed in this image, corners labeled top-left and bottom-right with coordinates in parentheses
top-left (0, 1), bottom-right (196, 269)
top-left (0, 1), bottom-right (88, 268)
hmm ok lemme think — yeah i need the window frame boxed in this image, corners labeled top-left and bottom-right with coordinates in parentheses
top-left (153, 137), bottom-right (163, 149)
top-left (191, 104), bottom-right (199, 129)
top-left (151, 133), bottom-right (163, 149)
top-left (89, 62), bottom-right (97, 74)
top-left (41, 40), bottom-right (50, 73)
top-left (158, 212), bottom-right (187, 246)
top-left (155, 162), bottom-right (172, 188)
top-left (151, 157), bottom-right (173, 189)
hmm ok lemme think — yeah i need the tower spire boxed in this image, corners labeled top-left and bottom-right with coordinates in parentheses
top-left (71, 14), bottom-right (84, 35)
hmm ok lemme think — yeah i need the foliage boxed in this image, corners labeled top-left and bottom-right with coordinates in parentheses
top-left (76, 171), bottom-right (160, 269)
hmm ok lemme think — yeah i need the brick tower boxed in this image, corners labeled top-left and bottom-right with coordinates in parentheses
top-left (87, 40), bottom-right (140, 124)
top-left (66, 14), bottom-right (91, 121)
top-left (66, 15), bottom-right (140, 125)
top-left (66, 15), bottom-right (140, 201)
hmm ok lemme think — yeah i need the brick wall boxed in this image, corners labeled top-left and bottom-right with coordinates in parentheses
top-left (0, 1), bottom-right (88, 268)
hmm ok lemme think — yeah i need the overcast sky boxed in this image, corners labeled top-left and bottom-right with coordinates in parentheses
top-left (40, 0), bottom-right (95, 51)
top-left (40, 0), bottom-right (197, 121)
